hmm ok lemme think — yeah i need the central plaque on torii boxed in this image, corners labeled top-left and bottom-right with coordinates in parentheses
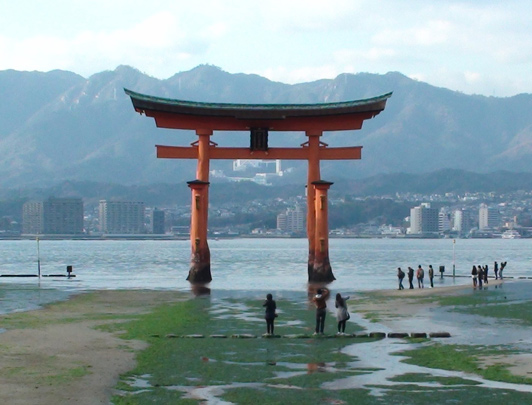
top-left (125, 89), bottom-right (392, 284)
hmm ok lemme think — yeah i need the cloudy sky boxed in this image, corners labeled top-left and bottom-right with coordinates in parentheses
top-left (1, 0), bottom-right (531, 97)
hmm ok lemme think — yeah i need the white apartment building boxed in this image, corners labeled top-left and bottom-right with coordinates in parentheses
top-left (276, 206), bottom-right (305, 234)
top-left (439, 207), bottom-right (451, 232)
top-left (409, 203), bottom-right (439, 234)
top-left (452, 208), bottom-right (474, 235)
top-left (99, 200), bottom-right (145, 234)
top-left (479, 203), bottom-right (500, 230)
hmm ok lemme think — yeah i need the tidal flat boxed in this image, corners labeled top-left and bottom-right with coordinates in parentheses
top-left (1, 281), bottom-right (532, 404)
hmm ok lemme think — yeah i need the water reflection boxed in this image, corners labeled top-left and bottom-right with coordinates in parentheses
top-left (191, 284), bottom-right (211, 296)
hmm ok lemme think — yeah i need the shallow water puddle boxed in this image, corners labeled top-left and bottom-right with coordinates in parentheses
top-left (209, 299), bottom-right (261, 323)
top-left (323, 339), bottom-right (532, 396)
top-left (125, 374), bottom-right (152, 389)
top-left (168, 382), bottom-right (264, 404)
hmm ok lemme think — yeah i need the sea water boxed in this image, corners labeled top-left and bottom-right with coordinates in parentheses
top-left (0, 238), bottom-right (529, 293)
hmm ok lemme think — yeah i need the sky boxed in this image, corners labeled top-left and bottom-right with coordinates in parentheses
top-left (1, 0), bottom-right (531, 97)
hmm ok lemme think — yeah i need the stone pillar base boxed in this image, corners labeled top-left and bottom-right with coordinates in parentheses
top-left (308, 258), bottom-right (335, 283)
top-left (187, 262), bottom-right (212, 284)
top-left (187, 249), bottom-right (212, 284)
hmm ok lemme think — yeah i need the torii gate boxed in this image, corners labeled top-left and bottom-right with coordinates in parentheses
top-left (125, 89), bottom-right (392, 284)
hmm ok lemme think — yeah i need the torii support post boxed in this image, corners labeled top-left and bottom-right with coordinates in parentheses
top-left (187, 180), bottom-right (211, 283)
top-left (186, 129), bottom-right (213, 283)
top-left (310, 180), bottom-right (335, 283)
top-left (306, 131), bottom-right (321, 281)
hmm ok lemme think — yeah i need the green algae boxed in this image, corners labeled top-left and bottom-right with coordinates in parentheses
top-left (398, 343), bottom-right (532, 385)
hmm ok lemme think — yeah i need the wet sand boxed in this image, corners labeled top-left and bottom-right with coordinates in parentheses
top-left (0, 280), bottom-right (529, 404)
top-left (0, 290), bottom-right (186, 405)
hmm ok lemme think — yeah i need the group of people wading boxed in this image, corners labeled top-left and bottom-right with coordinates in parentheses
top-left (396, 264), bottom-right (438, 290)
top-left (262, 260), bottom-right (509, 336)
top-left (471, 261), bottom-right (507, 288)
top-left (262, 288), bottom-right (350, 336)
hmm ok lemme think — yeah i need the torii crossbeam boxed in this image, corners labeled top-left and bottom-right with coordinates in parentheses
top-left (125, 89), bottom-right (392, 284)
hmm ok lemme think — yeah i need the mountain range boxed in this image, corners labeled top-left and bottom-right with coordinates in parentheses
top-left (1, 65), bottom-right (532, 189)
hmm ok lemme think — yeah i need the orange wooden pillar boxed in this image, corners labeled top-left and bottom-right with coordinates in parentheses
top-left (186, 129), bottom-right (213, 283)
top-left (311, 180), bottom-right (335, 282)
top-left (306, 132), bottom-right (320, 279)
top-left (187, 180), bottom-right (211, 283)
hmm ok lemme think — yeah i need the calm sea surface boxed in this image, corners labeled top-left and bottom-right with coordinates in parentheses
top-left (0, 238), bottom-right (530, 293)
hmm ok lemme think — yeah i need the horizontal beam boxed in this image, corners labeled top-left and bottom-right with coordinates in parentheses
top-left (146, 110), bottom-right (376, 132)
top-left (156, 145), bottom-right (362, 160)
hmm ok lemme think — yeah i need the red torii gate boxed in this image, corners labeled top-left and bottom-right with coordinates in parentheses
top-left (125, 89), bottom-right (392, 284)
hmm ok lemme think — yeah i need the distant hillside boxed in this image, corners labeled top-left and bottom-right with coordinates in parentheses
top-left (338, 169), bottom-right (532, 196)
top-left (1, 170), bottom-right (530, 211)
top-left (1, 65), bottom-right (532, 188)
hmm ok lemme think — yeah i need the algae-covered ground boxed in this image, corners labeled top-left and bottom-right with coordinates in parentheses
top-left (107, 282), bottom-right (532, 404)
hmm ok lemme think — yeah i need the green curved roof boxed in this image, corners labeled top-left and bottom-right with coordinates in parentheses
top-left (124, 88), bottom-right (392, 119)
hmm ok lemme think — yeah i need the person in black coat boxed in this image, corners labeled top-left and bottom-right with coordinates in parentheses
top-left (397, 267), bottom-right (405, 290)
top-left (263, 293), bottom-right (277, 335)
top-left (408, 267), bottom-right (414, 289)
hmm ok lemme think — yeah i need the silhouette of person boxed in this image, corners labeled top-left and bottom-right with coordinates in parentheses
top-left (263, 293), bottom-right (277, 335)
top-left (397, 267), bottom-right (405, 290)
top-left (499, 261), bottom-right (507, 279)
top-left (408, 267), bottom-right (414, 289)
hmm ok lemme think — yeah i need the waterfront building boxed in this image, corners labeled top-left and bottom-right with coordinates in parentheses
top-left (277, 206), bottom-right (305, 234)
top-left (409, 203), bottom-right (439, 234)
top-left (43, 197), bottom-right (84, 234)
top-left (22, 198), bottom-right (83, 235)
top-left (150, 209), bottom-right (165, 234)
top-left (439, 207), bottom-right (451, 232)
top-left (452, 208), bottom-right (474, 235)
top-left (99, 200), bottom-right (145, 234)
top-left (479, 203), bottom-right (501, 229)
top-left (22, 201), bottom-right (44, 234)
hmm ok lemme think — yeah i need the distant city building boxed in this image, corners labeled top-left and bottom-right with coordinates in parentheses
top-left (409, 203), bottom-right (439, 234)
top-left (22, 198), bottom-right (83, 235)
top-left (438, 207), bottom-right (451, 232)
top-left (22, 201), bottom-right (44, 234)
top-left (233, 159), bottom-right (281, 173)
top-left (43, 197), bottom-right (84, 234)
top-left (150, 209), bottom-right (165, 234)
top-left (479, 203), bottom-right (500, 229)
top-left (99, 200), bottom-right (145, 234)
top-left (452, 208), bottom-right (474, 235)
top-left (277, 206), bottom-right (305, 234)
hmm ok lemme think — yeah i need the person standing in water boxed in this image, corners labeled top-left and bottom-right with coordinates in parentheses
top-left (416, 265), bottom-right (424, 288)
top-left (499, 261), bottom-right (507, 279)
top-left (312, 287), bottom-right (330, 335)
top-left (408, 267), bottom-right (415, 289)
top-left (263, 293), bottom-right (277, 335)
top-left (428, 265), bottom-right (434, 288)
top-left (397, 267), bottom-right (405, 290)
top-left (335, 293), bottom-right (350, 335)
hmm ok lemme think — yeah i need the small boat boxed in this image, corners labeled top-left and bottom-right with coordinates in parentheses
top-left (501, 230), bottom-right (521, 239)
